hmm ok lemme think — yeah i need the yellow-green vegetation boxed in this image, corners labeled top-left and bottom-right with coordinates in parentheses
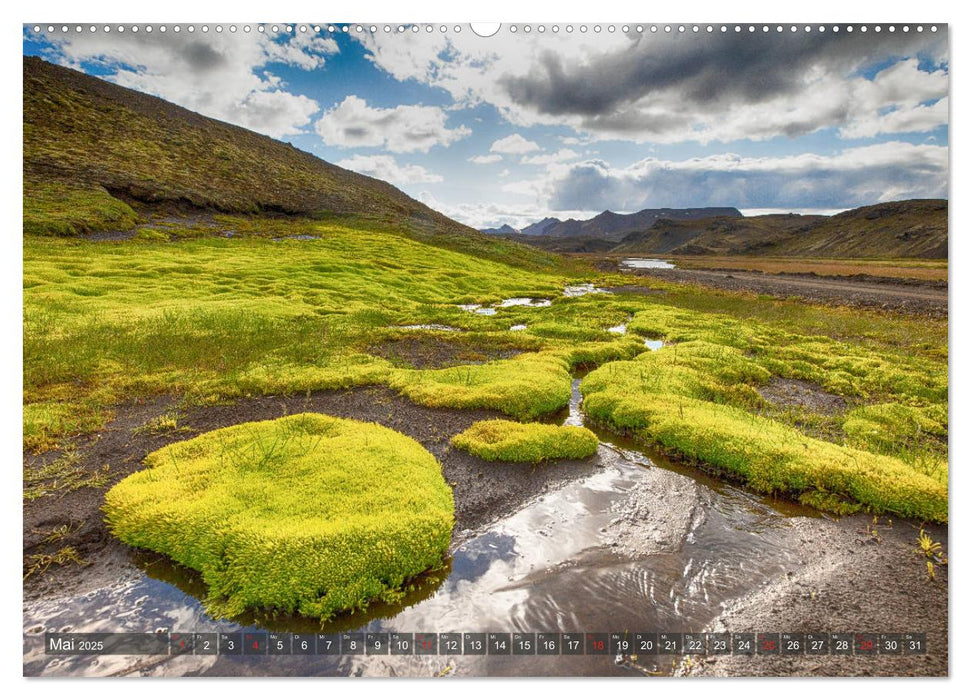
top-left (132, 410), bottom-right (185, 436)
top-left (24, 55), bottom-right (570, 273)
top-left (104, 414), bottom-right (454, 619)
top-left (22, 53), bottom-right (949, 527)
top-left (23, 546), bottom-right (88, 580)
top-left (916, 529), bottom-right (945, 561)
top-left (23, 226), bottom-right (639, 449)
top-left (23, 450), bottom-right (110, 502)
top-left (24, 220), bottom-right (948, 522)
top-left (23, 182), bottom-right (139, 237)
top-left (581, 304), bottom-right (948, 522)
top-left (452, 420), bottom-right (599, 463)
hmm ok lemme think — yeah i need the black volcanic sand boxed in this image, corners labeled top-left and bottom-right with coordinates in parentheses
top-left (365, 335), bottom-right (524, 369)
top-left (23, 387), bottom-right (601, 602)
top-left (757, 377), bottom-right (848, 415)
top-left (680, 514), bottom-right (948, 677)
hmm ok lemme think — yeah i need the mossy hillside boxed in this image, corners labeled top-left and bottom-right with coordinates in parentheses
top-left (104, 414), bottom-right (454, 619)
top-left (23, 182), bottom-right (139, 237)
top-left (24, 56), bottom-right (459, 237)
top-left (581, 341), bottom-right (947, 522)
top-left (452, 420), bottom-right (599, 463)
top-left (23, 57), bottom-right (575, 273)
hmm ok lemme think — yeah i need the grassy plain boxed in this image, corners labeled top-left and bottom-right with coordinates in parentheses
top-left (23, 218), bottom-right (948, 522)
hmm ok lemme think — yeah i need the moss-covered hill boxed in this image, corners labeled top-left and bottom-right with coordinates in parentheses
top-left (770, 200), bottom-right (948, 259)
top-left (23, 56), bottom-right (481, 246)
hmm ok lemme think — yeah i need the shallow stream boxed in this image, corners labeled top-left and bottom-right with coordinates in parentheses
top-left (24, 377), bottom-right (822, 677)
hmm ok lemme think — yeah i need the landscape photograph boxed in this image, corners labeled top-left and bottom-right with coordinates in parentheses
top-left (21, 22), bottom-right (948, 678)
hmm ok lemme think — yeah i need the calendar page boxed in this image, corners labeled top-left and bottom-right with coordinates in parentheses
top-left (21, 20), bottom-right (949, 680)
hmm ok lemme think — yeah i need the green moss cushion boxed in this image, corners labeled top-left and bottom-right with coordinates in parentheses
top-left (104, 413), bottom-right (454, 619)
top-left (451, 419), bottom-right (599, 463)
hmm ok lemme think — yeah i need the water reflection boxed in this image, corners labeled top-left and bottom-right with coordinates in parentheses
top-left (621, 258), bottom-right (676, 269)
top-left (24, 369), bottom-right (823, 677)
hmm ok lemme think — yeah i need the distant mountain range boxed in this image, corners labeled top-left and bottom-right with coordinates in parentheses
top-left (482, 201), bottom-right (947, 259)
top-left (487, 207), bottom-right (743, 240)
top-left (479, 224), bottom-right (520, 235)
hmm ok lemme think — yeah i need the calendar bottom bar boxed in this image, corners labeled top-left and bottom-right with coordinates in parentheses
top-left (40, 632), bottom-right (928, 657)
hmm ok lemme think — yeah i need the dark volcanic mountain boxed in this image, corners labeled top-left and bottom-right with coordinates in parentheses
top-left (509, 201), bottom-right (947, 259)
top-left (23, 56), bottom-right (476, 242)
top-left (480, 224), bottom-right (519, 235)
top-left (520, 217), bottom-right (561, 237)
top-left (612, 214), bottom-right (825, 255)
top-left (529, 207), bottom-right (744, 240)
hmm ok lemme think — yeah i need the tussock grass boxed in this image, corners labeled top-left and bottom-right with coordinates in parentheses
top-left (104, 414), bottom-right (454, 619)
top-left (23, 546), bottom-right (89, 580)
top-left (23, 450), bottom-right (110, 502)
top-left (24, 221), bottom-right (947, 522)
top-left (582, 340), bottom-right (947, 522)
top-left (452, 420), bottom-right (599, 463)
top-left (391, 352), bottom-right (573, 420)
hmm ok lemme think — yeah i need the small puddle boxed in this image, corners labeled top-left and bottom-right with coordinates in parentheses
top-left (458, 304), bottom-right (497, 316)
top-left (607, 316), bottom-right (632, 335)
top-left (621, 258), bottom-right (676, 270)
top-left (563, 283), bottom-right (609, 297)
top-left (510, 325), bottom-right (527, 332)
top-left (458, 298), bottom-right (551, 315)
top-left (644, 339), bottom-right (664, 351)
top-left (497, 298), bottom-right (552, 308)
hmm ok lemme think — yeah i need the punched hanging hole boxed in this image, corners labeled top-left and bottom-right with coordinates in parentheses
top-left (470, 23), bottom-right (501, 37)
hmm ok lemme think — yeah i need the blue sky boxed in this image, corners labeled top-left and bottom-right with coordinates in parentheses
top-left (23, 23), bottom-right (949, 229)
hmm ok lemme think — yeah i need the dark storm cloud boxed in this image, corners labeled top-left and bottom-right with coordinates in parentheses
top-left (181, 41), bottom-right (228, 72)
top-left (501, 29), bottom-right (948, 121)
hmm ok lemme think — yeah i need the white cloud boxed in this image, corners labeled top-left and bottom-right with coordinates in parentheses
top-left (468, 154), bottom-right (503, 165)
top-left (840, 98), bottom-right (948, 140)
top-left (540, 143), bottom-right (948, 211)
top-left (490, 134), bottom-right (540, 154)
top-left (419, 142), bottom-right (946, 228)
top-left (354, 30), bottom-right (948, 145)
top-left (335, 154), bottom-right (442, 185)
top-left (521, 148), bottom-right (580, 165)
top-left (315, 95), bottom-right (471, 153)
top-left (415, 190), bottom-right (596, 231)
top-left (39, 29), bottom-right (337, 138)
